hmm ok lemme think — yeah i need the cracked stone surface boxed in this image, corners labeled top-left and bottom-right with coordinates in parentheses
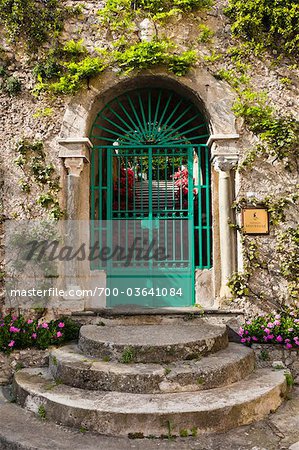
top-left (0, 385), bottom-right (298, 449)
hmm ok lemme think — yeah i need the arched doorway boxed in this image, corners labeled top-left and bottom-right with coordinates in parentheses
top-left (90, 87), bottom-right (211, 307)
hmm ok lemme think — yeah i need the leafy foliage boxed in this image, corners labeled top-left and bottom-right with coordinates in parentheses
top-left (98, 0), bottom-right (212, 30)
top-left (2, 75), bottom-right (21, 96)
top-left (114, 40), bottom-right (197, 75)
top-left (0, 314), bottom-right (80, 352)
top-left (0, 0), bottom-right (79, 49)
top-left (62, 39), bottom-right (87, 57)
top-left (225, 0), bottom-right (299, 58)
top-left (49, 57), bottom-right (107, 94)
top-left (227, 271), bottom-right (250, 299)
top-left (197, 24), bottom-right (214, 43)
top-left (14, 139), bottom-right (63, 219)
top-left (34, 55), bottom-right (107, 95)
top-left (233, 89), bottom-right (299, 169)
top-left (277, 226), bottom-right (299, 299)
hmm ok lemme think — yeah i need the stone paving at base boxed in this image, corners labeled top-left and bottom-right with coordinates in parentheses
top-left (0, 385), bottom-right (298, 450)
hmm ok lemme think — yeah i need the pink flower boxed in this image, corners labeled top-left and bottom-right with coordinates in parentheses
top-left (8, 340), bottom-right (15, 348)
top-left (239, 327), bottom-right (244, 336)
top-left (9, 326), bottom-right (20, 333)
top-left (27, 319), bottom-right (33, 324)
top-left (240, 338), bottom-right (247, 343)
top-left (11, 316), bottom-right (17, 322)
top-left (247, 337), bottom-right (251, 342)
top-left (41, 323), bottom-right (49, 329)
top-left (264, 328), bottom-right (271, 334)
top-left (56, 331), bottom-right (63, 338)
top-left (252, 336), bottom-right (258, 341)
top-left (267, 323), bottom-right (274, 329)
top-left (267, 334), bottom-right (274, 340)
top-left (58, 322), bottom-right (65, 328)
top-left (285, 343), bottom-right (293, 349)
top-left (273, 320), bottom-right (281, 326)
top-left (245, 330), bottom-right (249, 335)
top-left (288, 328), bottom-right (294, 332)
top-left (275, 314), bottom-right (281, 320)
top-left (294, 319), bottom-right (299, 324)
top-left (285, 338), bottom-right (291, 343)
top-left (276, 335), bottom-right (283, 343)
top-left (246, 320), bottom-right (251, 325)
top-left (32, 333), bottom-right (37, 339)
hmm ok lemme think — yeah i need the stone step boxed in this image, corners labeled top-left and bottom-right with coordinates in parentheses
top-left (49, 343), bottom-right (255, 393)
top-left (78, 322), bottom-right (228, 363)
top-left (13, 367), bottom-right (287, 437)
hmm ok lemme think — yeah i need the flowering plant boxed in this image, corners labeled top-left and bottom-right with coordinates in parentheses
top-left (113, 167), bottom-right (135, 210)
top-left (172, 167), bottom-right (197, 208)
top-left (0, 314), bottom-right (80, 352)
top-left (239, 306), bottom-right (299, 349)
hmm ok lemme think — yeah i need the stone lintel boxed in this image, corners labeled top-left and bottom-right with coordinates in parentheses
top-left (207, 134), bottom-right (240, 147)
top-left (58, 137), bottom-right (92, 162)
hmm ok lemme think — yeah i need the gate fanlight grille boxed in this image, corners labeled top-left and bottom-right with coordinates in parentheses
top-left (90, 88), bottom-right (209, 146)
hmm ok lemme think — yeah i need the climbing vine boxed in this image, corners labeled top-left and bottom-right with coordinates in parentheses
top-left (98, 0), bottom-right (212, 31)
top-left (0, 0), bottom-right (80, 49)
top-left (225, 0), bottom-right (299, 59)
top-left (14, 139), bottom-right (63, 220)
top-left (227, 190), bottom-right (299, 305)
top-left (33, 39), bottom-right (197, 94)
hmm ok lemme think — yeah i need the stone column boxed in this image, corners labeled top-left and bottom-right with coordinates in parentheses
top-left (58, 138), bottom-right (92, 309)
top-left (208, 135), bottom-right (239, 299)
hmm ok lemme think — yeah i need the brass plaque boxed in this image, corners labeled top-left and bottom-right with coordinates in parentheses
top-left (242, 208), bottom-right (269, 235)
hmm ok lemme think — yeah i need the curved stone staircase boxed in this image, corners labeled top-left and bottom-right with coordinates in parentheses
top-left (13, 320), bottom-right (288, 438)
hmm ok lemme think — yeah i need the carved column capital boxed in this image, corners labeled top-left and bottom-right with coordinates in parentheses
top-left (208, 133), bottom-right (240, 173)
top-left (212, 155), bottom-right (239, 173)
top-left (64, 157), bottom-right (85, 177)
top-left (58, 137), bottom-right (93, 176)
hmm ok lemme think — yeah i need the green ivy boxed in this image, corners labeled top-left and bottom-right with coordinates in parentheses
top-left (35, 56), bottom-right (107, 95)
top-left (197, 24), bottom-right (214, 43)
top-left (33, 40), bottom-right (197, 94)
top-left (277, 226), bottom-right (299, 299)
top-left (227, 271), bottom-right (250, 299)
top-left (114, 40), bottom-right (197, 75)
top-left (232, 89), bottom-right (299, 170)
top-left (225, 0), bottom-right (299, 58)
top-left (2, 75), bottom-right (21, 96)
top-left (0, 0), bottom-right (80, 49)
top-left (14, 139), bottom-right (63, 219)
top-left (98, 0), bottom-right (212, 32)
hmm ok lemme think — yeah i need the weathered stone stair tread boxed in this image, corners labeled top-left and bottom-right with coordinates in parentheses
top-left (49, 343), bottom-right (255, 393)
top-left (14, 367), bottom-right (287, 436)
top-left (78, 322), bottom-right (228, 363)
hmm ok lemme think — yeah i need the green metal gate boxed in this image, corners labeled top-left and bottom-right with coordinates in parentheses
top-left (90, 88), bottom-right (211, 307)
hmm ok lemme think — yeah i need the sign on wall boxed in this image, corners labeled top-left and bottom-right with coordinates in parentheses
top-left (242, 208), bottom-right (269, 235)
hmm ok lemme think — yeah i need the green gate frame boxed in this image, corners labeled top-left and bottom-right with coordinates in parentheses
top-left (90, 88), bottom-right (212, 307)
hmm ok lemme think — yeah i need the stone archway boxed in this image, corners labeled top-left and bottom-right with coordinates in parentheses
top-left (57, 70), bottom-right (240, 310)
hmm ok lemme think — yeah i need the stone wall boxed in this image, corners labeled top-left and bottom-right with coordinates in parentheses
top-left (0, 0), bottom-right (298, 313)
top-left (253, 344), bottom-right (299, 384)
top-left (0, 348), bottom-right (49, 385)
